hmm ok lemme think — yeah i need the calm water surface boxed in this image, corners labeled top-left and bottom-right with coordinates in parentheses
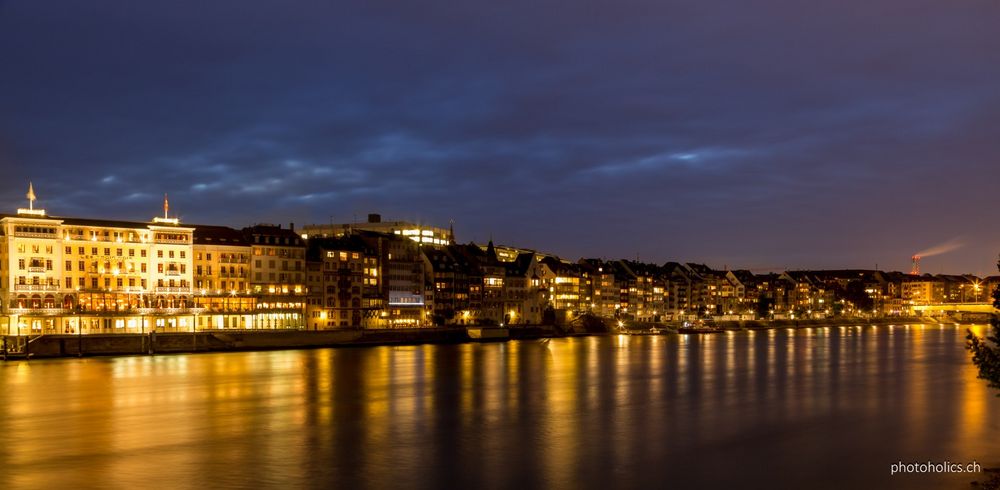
top-left (2, 324), bottom-right (999, 489)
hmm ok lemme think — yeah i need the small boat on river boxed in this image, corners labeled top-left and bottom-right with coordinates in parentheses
top-left (677, 321), bottom-right (724, 334)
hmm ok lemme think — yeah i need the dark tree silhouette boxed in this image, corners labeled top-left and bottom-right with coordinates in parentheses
top-left (757, 296), bottom-right (774, 319)
top-left (967, 259), bottom-right (1000, 394)
top-left (841, 280), bottom-right (874, 313)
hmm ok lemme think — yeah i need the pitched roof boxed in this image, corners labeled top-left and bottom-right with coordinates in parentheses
top-left (191, 224), bottom-right (249, 246)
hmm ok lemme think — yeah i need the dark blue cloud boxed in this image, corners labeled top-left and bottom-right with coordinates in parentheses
top-left (2, 0), bottom-right (999, 274)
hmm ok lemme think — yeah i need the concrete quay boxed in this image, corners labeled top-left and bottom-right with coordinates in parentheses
top-left (1, 325), bottom-right (562, 360)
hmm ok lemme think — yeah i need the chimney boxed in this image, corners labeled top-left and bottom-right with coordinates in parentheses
top-left (289, 222), bottom-right (295, 232)
top-left (368, 213), bottom-right (381, 223)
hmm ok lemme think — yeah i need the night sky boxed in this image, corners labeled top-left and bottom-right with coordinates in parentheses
top-left (2, 1), bottom-right (999, 274)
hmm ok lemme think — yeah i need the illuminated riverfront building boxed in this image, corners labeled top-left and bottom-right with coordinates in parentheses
top-left (301, 213), bottom-right (454, 247)
top-left (903, 275), bottom-right (946, 305)
top-left (537, 256), bottom-right (588, 319)
top-left (305, 236), bottom-right (381, 329)
top-left (578, 259), bottom-right (620, 318)
top-left (355, 231), bottom-right (434, 327)
top-left (424, 244), bottom-right (483, 325)
top-left (424, 242), bottom-right (543, 325)
top-left (243, 224), bottom-right (307, 329)
top-left (191, 225), bottom-right (255, 329)
top-left (0, 186), bottom-right (306, 334)
top-left (0, 190), bottom-right (197, 334)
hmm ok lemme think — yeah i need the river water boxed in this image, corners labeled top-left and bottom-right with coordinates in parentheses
top-left (1, 324), bottom-right (998, 489)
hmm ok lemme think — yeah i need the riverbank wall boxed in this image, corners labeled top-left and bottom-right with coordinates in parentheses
top-left (621, 316), bottom-right (974, 333)
top-left (724, 316), bottom-right (932, 330)
top-left (1, 325), bottom-right (566, 360)
top-left (0, 318), bottom-right (980, 360)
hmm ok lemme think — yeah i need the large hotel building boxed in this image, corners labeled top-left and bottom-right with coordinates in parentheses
top-left (0, 188), bottom-right (304, 335)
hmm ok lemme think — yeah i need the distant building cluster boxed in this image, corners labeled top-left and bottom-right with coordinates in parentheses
top-left (1, 187), bottom-right (995, 335)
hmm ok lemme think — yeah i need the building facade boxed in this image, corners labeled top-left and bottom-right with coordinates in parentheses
top-left (1, 199), bottom-right (198, 334)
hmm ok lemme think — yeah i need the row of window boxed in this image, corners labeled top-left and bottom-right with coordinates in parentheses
top-left (194, 252), bottom-right (248, 262)
top-left (194, 280), bottom-right (246, 291)
top-left (13, 226), bottom-right (57, 235)
top-left (66, 246), bottom-right (148, 258)
top-left (252, 235), bottom-right (302, 246)
top-left (64, 228), bottom-right (143, 242)
top-left (252, 247), bottom-right (304, 258)
top-left (155, 233), bottom-right (190, 242)
top-left (195, 265), bottom-right (246, 276)
top-left (13, 276), bottom-right (191, 289)
top-left (22, 260), bottom-right (190, 275)
top-left (16, 244), bottom-right (54, 254)
top-left (252, 259), bottom-right (303, 270)
top-left (326, 251), bottom-right (364, 261)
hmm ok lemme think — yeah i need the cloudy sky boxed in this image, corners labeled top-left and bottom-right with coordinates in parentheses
top-left (2, 1), bottom-right (999, 274)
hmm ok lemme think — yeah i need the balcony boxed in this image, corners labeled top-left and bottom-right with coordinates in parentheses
top-left (13, 284), bottom-right (61, 292)
top-left (9, 307), bottom-right (68, 315)
top-left (154, 287), bottom-right (191, 293)
top-left (13, 231), bottom-right (57, 239)
top-left (27, 266), bottom-right (46, 273)
top-left (136, 307), bottom-right (206, 315)
top-left (154, 238), bottom-right (189, 245)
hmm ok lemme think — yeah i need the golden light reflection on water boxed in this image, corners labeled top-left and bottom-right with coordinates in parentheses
top-left (1, 325), bottom-right (999, 489)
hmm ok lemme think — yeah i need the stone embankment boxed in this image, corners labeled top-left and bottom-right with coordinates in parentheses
top-left (1, 325), bottom-right (565, 360)
top-left (1, 318), bottom-right (970, 360)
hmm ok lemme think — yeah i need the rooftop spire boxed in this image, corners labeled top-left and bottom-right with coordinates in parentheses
top-left (26, 182), bottom-right (36, 210)
top-left (486, 238), bottom-right (498, 263)
top-left (152, 192), bottom-right (179, 225)
top-left (17, 181), bottom-right (46, 216)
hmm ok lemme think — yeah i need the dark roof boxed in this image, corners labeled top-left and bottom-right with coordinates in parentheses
top-left (730, 269), bottom-right (757, 285)
top-left (790, 270), bottom-right (884, 283)
top-left (620, 260), bottom-right (663, 278)
top-left (484, 240), bottom-right (498, 264)
top-left (577, 258), bottom-right (605, 270)
top-left (418, 244), bottom-right (478, 275)
top-left (423, 247), bottom-right (460, 272)
top-left (191, 224), bottom-right (248, 246)
top-left (685, 263), bottom-right (720, 276)
top-left (540, 256), bottom-right (585, 275)
top-left (504, 252), bottom-right (535, 277)
top-left (242, 224), bottom-right (304, 246)
top-left (877, 271), bottom-right (910, 283)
